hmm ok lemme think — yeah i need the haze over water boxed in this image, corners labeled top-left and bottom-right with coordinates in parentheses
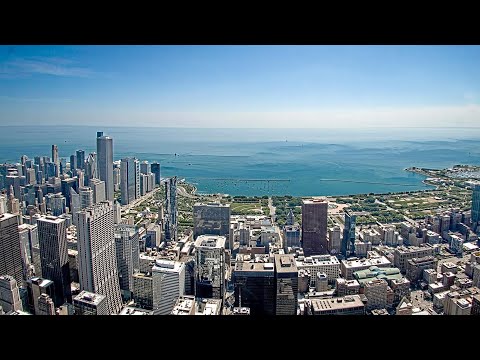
top-left (2, 126), bottom-right (480, 196)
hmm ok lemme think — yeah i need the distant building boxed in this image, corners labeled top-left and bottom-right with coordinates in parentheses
top-left (96, 134), bottom-right (114, 201)
top-left (195, 235), bottom-right (226, 299)
top-left (150, 162), bottom-right (161, 186)
top-left (114, 225), bottom-right (135, 296)
top-left (301, 198), bottom-right (328, 256)
top-left (0, 213), bottom-right (24, 285)
top-left (164, 177), bottom-right (178, 241)
top-left (37, 215), bottom-right (72, 307)
top-left (89, 178), bottom-right (106, 204)
top-left (193, 203), bottom-right (231, 248)
top-left (73, 291), bottom-right (108, 315)
top-left (310, 295), bottom-right (365, 315)
top-left (471, 183), bottom-right (480, 229)
top-left (342, 209), bottom-right (356, 257)
top-left (284, 225), bottom-right (301, 250)
top-left (328, 225), bottom-right (342, 254)
top-left (0, 275), bottom-right (23, 313)
top-left (274, 254), bottom-right (298, 315)
top-left (120, 157), bottom-right (140, 205)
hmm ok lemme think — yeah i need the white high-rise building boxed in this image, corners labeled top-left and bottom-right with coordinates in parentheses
top-left (0, 213), bottom-right (24, 286)
top-left (89, 178), bottom-right (106, 204)
top-left (0, 195), bottom-right (6, 215)
top-left (75, 201), bottom-right (122, 314)
top-left (152, 259), bottom-right (185, 315)
top-left (96, 134), bottom-right (114, 201)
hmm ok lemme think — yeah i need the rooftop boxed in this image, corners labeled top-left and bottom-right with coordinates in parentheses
top-left (302, 198), bottom-right (328, 205)
top-left (311, 295), bottom-right (364, 312)
top-left (274, 254), bottom-right (298, 273)
top-left (296, 255), bottom-right (340, 267)
top-left (194, 235), bottom-right (226, 249)
top-left (119, 306), bottom-right (154, 315)
top-left (74, 291), bottom-right (106, 306)
top-left (195, 298), bottom-right (222, 315)
top-left (342, 256), bottom-right (391, 269)
top-left (152, 259), bottom-right (184, 273)
top-left (234, 261), bottom-right (275, 272)
top-left (171, 295), bottom-right (195, 315)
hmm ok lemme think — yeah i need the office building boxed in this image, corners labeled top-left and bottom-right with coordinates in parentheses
top-left (26, 277), bottom-right (55, 314)
top-left (301, 198), bottom-right (328, 256)
top-left (18, 223), bottom-right (38, 280)
top-left (0, 213), bottom-right (24, 285)
top-left (193, 203), bottom-right (231, 248)
top-left (274, 254), bottom-right (298, 315)
top-left (151, 162), bottom-right (161, 185)
top-left (120, 157), bottom-right (140, 205)
top-left (85, 153), bottom-right (97, 182)
top-left (37, 215), bottom-right (72, 306)
top-left (393, 245), bottom-right (435, 273)
top-left (0, 275), bottom-right (23, 313)
top-left (96, 134), bottom-right (114, 201)
top-left (171, 295), bottom-right (195, 315)
top-left (405, 256), bottom-right (437, 283)
top-left (76, 150), bottom-right (85, 170)
top-left (76, 201), bottom-right (122, 314)
top-left (472, 294), bottom-right (480, 315)
top-left (335, 278), bottom-right (361, 297)
top-left (233, 261), bottom-right (275, 315)
top-left (390, 277), bottom-right (411, 304)
top-left (61, 178), bottom-right (78, 210)
top-left (133, 272), bottom-right (153, 310)
top-left (340, 255), bottom-right (392, 280)
top-left (165, 176), bottom-right (178, 241)
top-left (283, 224), bottom-right (301, 250)
top-left (37, 293), bottom-right (55, 315)
top-left (328, 225), bottom-right (342, 254)
top-left (79, 187), bottom-right (94, 209)
top-left (73, 291), bottom-right (108, 315)
top-left (472, 183), bottom-right (480, 228)
top-left (342, 209), bottom-right (356, 256)
top-left (89, 178), bottom-right (106, 204)
top-left (51, 145), bottom-right (60, 178)
top-left (194, 235), bottom-right (226, 299)
top-left (145, 224), bottom-right (161, 248)
top-left (45, 193), bottom-right (66, 216)
top-left (151, 259), bottom-right (185, 315)
top-left (295, 255), bottom-right (340, 286)
top-left (113, 167), bottom-right (121, 191)
top-left (364, 279), bottom-right (388, 311)
top-left (114, 224), bottom-right (135, 295)
top-left (311, 295), bottom-right (365, 315)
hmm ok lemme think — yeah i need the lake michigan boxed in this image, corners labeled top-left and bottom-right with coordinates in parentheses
top-left (1, 126), bottom-right (480, 196)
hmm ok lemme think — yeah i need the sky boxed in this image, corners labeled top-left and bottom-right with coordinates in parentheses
top-left (0, 45), bottom-right (479, 128)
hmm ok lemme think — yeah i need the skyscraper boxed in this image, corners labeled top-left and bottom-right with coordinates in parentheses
top-left (18, 223), bottom-right (38, 280)
top-left (165, 176), bottom-right (178, 241)
top-left (70, 154), bottom-right (77, 172)
top-left (85, 152), bottom-right (97, 183)
top-left (301, 198), bottom-right (329, 256)
top-left (342, 209), bottom-right (356, 257)
top-left (61, 178), bottom-right (78, 210)
top-left (114, 224), bottom-right (135, 297)
top-left (194, 235), bottom-right (226, 299)
top-left (140, 161), bottom-right (150, 175)
top-left (26, 277), bottom-right (55, 315)
top-left (472, 183), bottom-right (480, 229)
top-left (0, 275), bottom-right (23, 313)
top-left (89, 178), bottom-right (106, 204)
top-left (151, 259), bottom-right (185, 315)
top-left (51, 145), bottom-right (60, 178)
top-left (120, 157), bottom-right (140, 205)
top-left (0, 213), bottom-right (24, 285)
top-left (37, 215), bottom-right (72, 307)
top-left (75, 201), bottom-right (122, 314)
top-left (274, 254), bottom-right (298, 315)
top-left (151, 162), bottom-right (161, 186)
top-left (193, 203), bottom-right (231, 248)
top-left (79, 187), bottom-right (94, 209)
top-left (76, 150), bottom-right (85, 170)
top-left (96, 134), bottom-right (114, 201)
top-left (73, 291), bottom-right (108, 315)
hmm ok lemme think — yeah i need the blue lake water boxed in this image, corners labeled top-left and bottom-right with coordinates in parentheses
top-left (1, 126), bottom-right (480, 196)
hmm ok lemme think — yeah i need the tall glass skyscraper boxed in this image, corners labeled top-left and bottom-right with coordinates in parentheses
top-left (96, 133), bottom-right (114, 201)
top-left (472, 183), bottom-right (480, 229)
top-left (120, 157), bottom-right (140, 205)
top-left (342, 209), bottom-right (356, 257)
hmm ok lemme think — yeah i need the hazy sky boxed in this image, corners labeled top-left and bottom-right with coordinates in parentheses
top-left (1, 45), bottom-right (479, 128)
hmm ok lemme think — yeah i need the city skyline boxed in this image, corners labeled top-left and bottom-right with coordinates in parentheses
top-left (1, 45), bottom-right (480, 128)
